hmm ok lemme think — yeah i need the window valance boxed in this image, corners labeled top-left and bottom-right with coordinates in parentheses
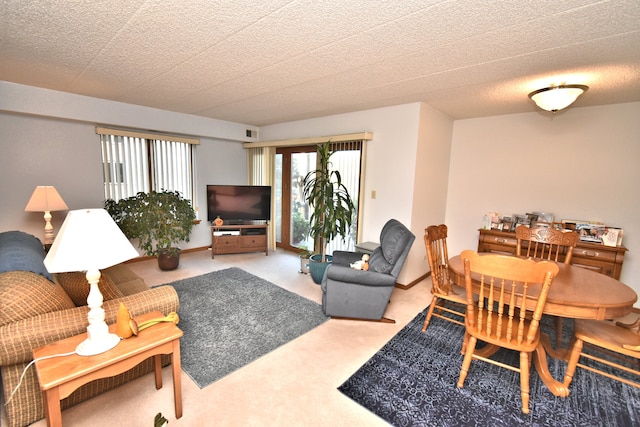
top-left (242, 132), bottom-right (373, 149)
top-left (95, 126), bottom-right (200, 145)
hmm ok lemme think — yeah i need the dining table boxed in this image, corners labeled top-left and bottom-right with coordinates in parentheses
top-left (448, 253), bottom-right (638, 397)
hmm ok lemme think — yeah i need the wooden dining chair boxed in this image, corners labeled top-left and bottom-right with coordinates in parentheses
top-left (422, 225), bottom-right (467, 334)
top-left (515, 225), bottom-right (580, 263)
top-left (563, 317), bottom-right (640, 389)
top-left (457, 249), bottom-right (559, 414)
top-left (516, 225), bottom-right (579, 347)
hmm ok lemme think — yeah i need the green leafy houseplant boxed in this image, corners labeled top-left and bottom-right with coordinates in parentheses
top-left (302, 141), bottom-right (355, 263)
top-left (105, 190), bottom-right (196, 269)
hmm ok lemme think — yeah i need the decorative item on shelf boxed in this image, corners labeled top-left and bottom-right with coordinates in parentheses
top-left (528, 84), bottom-right (588, 112)
top-left (302, 141), bottom-right (355, 284)
top-left (214, 216), bottom-right (224, 227)
top-left (44, 208), bottom-right (139, 356)
top-left (105, 190), bottom-right (196, 271)
top-left (24, 185), bottom-right (68, 246)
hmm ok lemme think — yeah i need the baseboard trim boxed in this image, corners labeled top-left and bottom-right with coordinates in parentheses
top-left (395, 271), bottom-right (431, 290)
top-left (125, 246), bottom-right (210, 263)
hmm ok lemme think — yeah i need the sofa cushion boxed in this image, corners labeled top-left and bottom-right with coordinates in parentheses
top-left (0, 231), bottom-right (53, 281)
top-left (102, 264), bottom-right (148, 296)
top-left (0, 271), bottom-right (75, 326)
top-left (55, 271), bottom-right (125, 306)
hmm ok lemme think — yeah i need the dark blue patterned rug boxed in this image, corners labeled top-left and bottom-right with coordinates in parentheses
top-left (339, 308), bottom-right (640, 427)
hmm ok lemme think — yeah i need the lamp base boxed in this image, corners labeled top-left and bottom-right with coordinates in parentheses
top-left (75, 332), bottom-right (120, 356)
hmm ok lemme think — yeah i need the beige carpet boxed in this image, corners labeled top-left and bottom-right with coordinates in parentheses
top-left (16, 249), bottom-right (431, 426)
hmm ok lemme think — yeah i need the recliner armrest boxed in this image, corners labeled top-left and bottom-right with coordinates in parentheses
top-left (325, 264), bottom-right (396, 287)
top-left (331, 251), bottom-right (365, 266)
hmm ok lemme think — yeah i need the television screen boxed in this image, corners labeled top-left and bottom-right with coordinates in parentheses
top-left (207, 185), bottom-right (271, 224)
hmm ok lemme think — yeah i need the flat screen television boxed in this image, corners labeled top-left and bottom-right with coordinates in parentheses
top-left (206, 185), bottom-right (271, 224)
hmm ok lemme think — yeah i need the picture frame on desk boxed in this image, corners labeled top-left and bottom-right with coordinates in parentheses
top-left (602, 227), bottom-right (624, 247)
top-left (513, 214), bottom-right (531, 229)
top-left (576, 223), bottom-right (605, 243)
top-left (501, 218), bottom-right (513, 232)
top-left (531, 221), bottom-right (552, 228)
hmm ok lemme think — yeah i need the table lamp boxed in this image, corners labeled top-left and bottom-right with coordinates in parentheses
top-left (44, 209), bottom-right (139, 356)
top-left (24, 186), bottom-right (69, 245)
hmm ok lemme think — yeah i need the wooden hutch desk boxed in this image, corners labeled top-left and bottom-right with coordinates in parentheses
top-left (477, 229), bottom-right (627, 279)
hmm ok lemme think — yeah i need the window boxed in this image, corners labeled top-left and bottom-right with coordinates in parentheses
top-left (96, 127), bottom-right (198, 204)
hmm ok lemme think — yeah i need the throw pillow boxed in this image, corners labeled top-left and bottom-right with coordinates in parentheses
top-left (0, 231), bottom-right (53, 281)
top-left (0, 271), bottom-right (75, 326)
top-left (55, 271), bottom-right (124, 307)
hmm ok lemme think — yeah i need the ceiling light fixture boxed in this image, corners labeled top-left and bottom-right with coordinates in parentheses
top-left (528, 84), bottom-right (589, 112)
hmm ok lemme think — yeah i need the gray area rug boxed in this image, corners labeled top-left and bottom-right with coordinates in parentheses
top-left (158, 267), bottom-right (328, 388)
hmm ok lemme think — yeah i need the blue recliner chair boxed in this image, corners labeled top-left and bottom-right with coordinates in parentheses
top-left (320, 219), bottom-right (415, 322)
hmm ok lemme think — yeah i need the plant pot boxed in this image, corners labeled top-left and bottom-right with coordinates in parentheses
top-left (309, 254), bottom-right (332, 284)
top-left (158, 249), bottom-right (180, 271)
top-left (299, 256), bottom-right (311, 274)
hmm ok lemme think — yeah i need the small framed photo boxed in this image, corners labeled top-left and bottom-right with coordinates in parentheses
top-left (531, 221), bottom-right (551, 228)
top-left (501, 218), bottom-right (514, 232)
top-left (531, 212), bottom-right (554, 223)
top-left (513, 214), bottom-right (531, 228)
top-left (576, 224), bottom-right (605, 243)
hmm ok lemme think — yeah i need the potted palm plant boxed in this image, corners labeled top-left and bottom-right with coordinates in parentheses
top-left (302, 141), bottom-right (355, 284)
top-left (105, 190), bottom-right (196, 271)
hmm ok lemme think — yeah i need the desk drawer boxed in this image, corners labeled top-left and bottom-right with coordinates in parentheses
top-left (573, 247), bottom-right (618, 263)
top-left (480, 234), bottom-right (518, 247)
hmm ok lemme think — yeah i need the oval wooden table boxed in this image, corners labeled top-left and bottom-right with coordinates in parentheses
top-left (448, 254), bottom-right (637, 397)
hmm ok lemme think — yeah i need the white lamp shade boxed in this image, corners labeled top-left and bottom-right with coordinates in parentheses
top-left (44, 208), bottom-right (139, 273)
top-left (25, 186), bottom-right (68, 212)
top-left (529, 85), bottom-right (588, 112)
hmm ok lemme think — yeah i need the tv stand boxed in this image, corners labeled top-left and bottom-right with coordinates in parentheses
top-left (211, 224), bottom-right (268, 259)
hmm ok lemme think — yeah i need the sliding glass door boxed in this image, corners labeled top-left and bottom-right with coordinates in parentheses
top-left (275, 142), bottom-right (362, 254)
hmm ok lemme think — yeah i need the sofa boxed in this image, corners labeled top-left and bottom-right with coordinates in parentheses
top-left (0, 231), bottom-right (179, 427)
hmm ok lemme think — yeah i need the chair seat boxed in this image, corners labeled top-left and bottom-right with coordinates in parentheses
top-left (466, 310), bottom-right (540, 353)
top-left (575, 319), bottom-right (640, 359)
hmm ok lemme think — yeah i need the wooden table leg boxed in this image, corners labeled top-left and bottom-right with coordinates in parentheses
top-left (154, 354), bottom-right (163, 390)
top-left (172, 340), bottom-right (183, 419)
top-left (43, 388), bottom-right (62, 427)
top-left (533, 338), bottom-right (570, 398)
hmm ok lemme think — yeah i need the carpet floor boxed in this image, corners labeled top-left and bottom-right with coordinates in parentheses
top-left (160, 267), bottom-right (328, 388)
top-left (339, 308), bottom-right (640, 427)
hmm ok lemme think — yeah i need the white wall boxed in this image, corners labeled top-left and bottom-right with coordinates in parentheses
top-left (445, 102), bottom-right (640, 299)
top-left (0, 84), bottom-right (250, 255)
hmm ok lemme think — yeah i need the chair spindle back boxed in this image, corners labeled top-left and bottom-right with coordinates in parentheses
top-left (461, 250), bottom-right (559, 346)
top-left (515, 225), bottom-right (579, 264)
top-left (425, 224), bottom-right (451, 295)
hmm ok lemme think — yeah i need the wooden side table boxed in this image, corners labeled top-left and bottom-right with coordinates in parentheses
top-left (33, 311), bottom-right (183, 427)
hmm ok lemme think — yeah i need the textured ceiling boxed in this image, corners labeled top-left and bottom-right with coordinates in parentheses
top-left (2, 0), bottom-right (639, 126)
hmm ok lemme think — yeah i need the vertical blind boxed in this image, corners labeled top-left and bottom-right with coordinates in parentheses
top-left (97, 127), bottom-right (198, 204)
